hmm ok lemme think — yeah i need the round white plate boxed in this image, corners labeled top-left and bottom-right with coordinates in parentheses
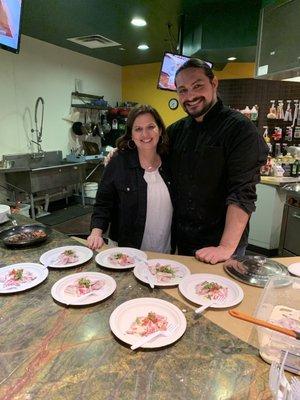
top-left (109, 297), bottom-right (187, 348)
top-left (95, 247), bottom-right (147, 270)
top-left (288, 262), bottom-right (300, 277)
top-left (133, 258), bottom-right (190, 287)
top-left (179, 273), bottom-right (244, 308)
top-left (51, 271), bottom-right (116, 306)
top-left (40, 246), bottom-right (93, 268)
top-left (0, 263), bottom-right (48, 293)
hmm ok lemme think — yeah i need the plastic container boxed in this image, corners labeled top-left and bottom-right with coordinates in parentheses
top-left (18, 204), bottom-right (31, 217)
top-left (0, 204), bottom-right (10, 224)
top-left (83, 182), bottom-right (98, 198)
top-left (254, 275), bottom-right (300, 368)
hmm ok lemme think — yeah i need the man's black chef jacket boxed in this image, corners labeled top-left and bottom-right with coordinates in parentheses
top-left (167, 98), bottom-right (269, 256)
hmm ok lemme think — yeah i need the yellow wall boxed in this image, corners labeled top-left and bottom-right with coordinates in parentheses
top-left (122, 62), bottom-right (255, 127)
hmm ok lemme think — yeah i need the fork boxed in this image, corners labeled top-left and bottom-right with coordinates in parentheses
top-left (134, 257), bottom-right (155, 289)
top-left (269, 361), bottom-right (280, 396)
top-left (291, 377), bottom-right (300, 400)
top-left (130, 323), bottom-right (177, 350)
top-left (195, 300), bottom-right (216, 314)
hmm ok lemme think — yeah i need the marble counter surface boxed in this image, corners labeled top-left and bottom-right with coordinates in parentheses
top-left (0, 218), bottom-right (272, 399)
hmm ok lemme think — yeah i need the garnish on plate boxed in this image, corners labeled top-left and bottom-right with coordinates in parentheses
top-left (0, 268), bottom-right (36, 288)
top-left (64, 276), bottom-right (105, 297)
top-left (108, 252), bottom-right (135, 266)
top-left (148, 263), bottom-right (182, 283)
top-left (195, 280), bottom-right (228, 301)
top-left (56, 249), bottom-right (79, 265)
top-left (127, 311), bottom-right (168, 336)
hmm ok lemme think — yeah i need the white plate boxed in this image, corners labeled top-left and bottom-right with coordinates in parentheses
top-left (133, 258), bottom-right (190, 287)
top-left (179, 273), bottom-right (244, 308)
top-left (95, 247), bottom-right (147, 270)
top-left (40, 246), bottom-right (93, 268)
top-left (0, 263), bottom-right (48, 293)
top-left (288, 262), bottom-right (300, 277)
top-left (51, 271), bottom-right (116, 305)
top-left (109, 297), bottom-right (186, 348)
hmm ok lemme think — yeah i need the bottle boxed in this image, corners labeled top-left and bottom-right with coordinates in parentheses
top-left (291, 159), bottom-right (299, 177)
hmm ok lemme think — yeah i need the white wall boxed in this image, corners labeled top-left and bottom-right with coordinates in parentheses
top-left (0, 35), bottom-right (122, 158)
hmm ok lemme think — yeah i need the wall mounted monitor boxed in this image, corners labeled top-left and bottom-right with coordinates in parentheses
top-left (157, 52), bottom-right (213, 92)
top-left (0, 0), bottom-right (23, 54)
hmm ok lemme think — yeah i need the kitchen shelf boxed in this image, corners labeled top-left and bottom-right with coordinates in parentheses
top-left (71, 91), bottom-right (104, 100)
top-left (71, 104), bottom-right (108, 110)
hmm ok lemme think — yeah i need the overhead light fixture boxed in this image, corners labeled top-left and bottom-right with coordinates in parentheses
top-left (137, 44), bottom-right (149, 50)
top-left (131, 17), bottom-right (147, 27)
top-left (119, 47), bottom-right (125, 51)
top-left (227, 57), bottom-right (237, 61)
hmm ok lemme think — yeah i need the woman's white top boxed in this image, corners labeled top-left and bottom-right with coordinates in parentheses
top-left (140, 168), bottom-right (173, 253)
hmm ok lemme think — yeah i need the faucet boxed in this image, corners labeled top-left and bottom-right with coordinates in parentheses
top-left (31, 97), bottom-right (45, 158)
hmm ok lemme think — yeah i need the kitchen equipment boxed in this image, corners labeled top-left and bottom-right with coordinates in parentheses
top-left (229, 310), bottom-right (300, 340)
top-left (254, 275), bottom-right (300, 368)
top-left (0, 224), bottom-right (51, 247)
top-left (223, 255), bottom-right (289, 287)
top-left (279, 189), bottom-right (300, 256)
top-left (0, 204), bottom-right (10, 224)
top-left (72, 121), bottom-right (84, 136)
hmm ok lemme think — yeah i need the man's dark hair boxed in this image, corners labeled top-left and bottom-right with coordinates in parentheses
top-left (175, 58), bottom-right (215, 85)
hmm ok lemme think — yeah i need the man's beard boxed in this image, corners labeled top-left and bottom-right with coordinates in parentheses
top-left (183, 97), bottom-right (215, 119)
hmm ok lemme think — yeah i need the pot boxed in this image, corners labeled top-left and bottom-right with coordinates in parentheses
top-left (72, 121), bottom-right (84, 136)
top-left (223, 255), bottom-right (289, 287)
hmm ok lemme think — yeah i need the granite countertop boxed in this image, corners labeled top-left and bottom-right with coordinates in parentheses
top-left (0, 217), bottom-right (272, 400)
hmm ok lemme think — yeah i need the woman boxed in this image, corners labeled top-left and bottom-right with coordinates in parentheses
top-left (87, 105), bottom-right (174, 253)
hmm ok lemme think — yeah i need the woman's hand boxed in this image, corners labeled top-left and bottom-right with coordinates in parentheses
top-left (87, 228), bottom-right (104, 250)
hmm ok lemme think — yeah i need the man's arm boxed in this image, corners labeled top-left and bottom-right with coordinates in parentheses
top-left (195, 204), bottom-right (250, 264)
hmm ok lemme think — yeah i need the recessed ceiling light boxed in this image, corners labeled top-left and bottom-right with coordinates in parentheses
top-left (227, 57), bottom-right (237, 61)
top-left (137, 44), bottom-right (149, 50)
top-left (131, 18), bottom-right (147, 27)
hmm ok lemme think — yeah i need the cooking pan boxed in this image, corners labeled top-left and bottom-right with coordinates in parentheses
top-left (0, 224), bottom-right (51, 247)
top-left (72, 121), bottom-right (84, 136)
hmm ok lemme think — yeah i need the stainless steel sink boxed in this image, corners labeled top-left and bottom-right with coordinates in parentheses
top-left (3, 156), bottom-right (86, 218)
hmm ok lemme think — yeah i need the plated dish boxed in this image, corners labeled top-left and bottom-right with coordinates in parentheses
top-left (109, 297), bottom-right (186, 348)
top-left (51, 272), bottom-right (117, 306)
top-left (40, 245), bottom-right (93, 268)
top-left (288, 262), bottom-right (300, 277)
top-left (0, 263), bottom-right (48, 293)
top-left (95, 247), bottom-right (147, 270)
top-left (179, 273), bottom-right (244, 308)
top-left (133, 258), bottom-right (190, 286)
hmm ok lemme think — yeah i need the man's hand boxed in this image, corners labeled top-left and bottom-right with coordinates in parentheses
top-left (195, 245), bottom-right (234, 264)
top-left (87, 228), bottom-right (104, 250)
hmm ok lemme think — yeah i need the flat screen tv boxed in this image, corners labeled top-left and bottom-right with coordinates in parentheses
top-left (157, 52), bottom-right (213, 92)
top-left (0, 0), bottom-right (23, 54)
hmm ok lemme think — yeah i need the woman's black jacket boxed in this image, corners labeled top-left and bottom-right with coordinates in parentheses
top-left (90, 149), bottom-right (175, 251)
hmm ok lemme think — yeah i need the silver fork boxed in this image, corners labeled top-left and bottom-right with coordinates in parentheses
top-left (130, 323), bottom-right (177, 350)
top-left (291, 377), bottom-right (300, 400)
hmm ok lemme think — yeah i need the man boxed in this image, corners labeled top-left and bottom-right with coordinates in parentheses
top-left (167, 58), bottom-right (268, 264)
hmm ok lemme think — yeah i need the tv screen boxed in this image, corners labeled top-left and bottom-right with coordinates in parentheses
top-left (157, 52), bottom-right (213, 92)
top-left (0, 0), bottom-right (23, 54)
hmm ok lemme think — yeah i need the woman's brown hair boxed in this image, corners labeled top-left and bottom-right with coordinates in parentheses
top-left (116, 104), bottom-right (168, 155)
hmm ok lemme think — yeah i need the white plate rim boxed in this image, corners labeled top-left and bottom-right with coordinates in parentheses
top-left (39, 245), bottom-right (93, 268)
top-left (95, 247), bottom-right (147, 270)
top-left (133, 258), bottom-right (191, 287)
top-left (51, 271), bottom-right (116, 305)
top-left (178, 273), bottom-right (244, 308)
top-left (287, 262), bottom-right (300, 277)
top-left (0, 262), bottom-right (48, 293)
top-left (109, 297), bottom-right (187, 348)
